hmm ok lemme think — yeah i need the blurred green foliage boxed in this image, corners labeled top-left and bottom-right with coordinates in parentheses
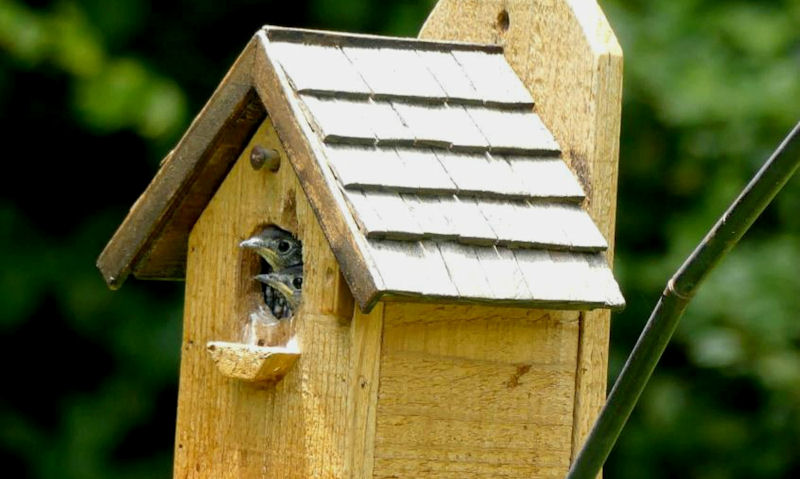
top-left (0, 0), bottom-right (797, 477)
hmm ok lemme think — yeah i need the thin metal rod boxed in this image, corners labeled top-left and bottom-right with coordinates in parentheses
top-left (566, 121), bottom-right (800, 479)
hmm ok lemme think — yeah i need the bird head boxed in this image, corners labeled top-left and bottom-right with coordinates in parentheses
top-left (240, 226), bottom-right (303, 271)
top-left (254, 265), bottom-right (303, 310)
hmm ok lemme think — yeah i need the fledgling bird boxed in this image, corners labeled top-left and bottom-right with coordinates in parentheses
top-left (255, 265), bottom-right (304, 313)
top-left (239, 226), bottom-right (303, 272)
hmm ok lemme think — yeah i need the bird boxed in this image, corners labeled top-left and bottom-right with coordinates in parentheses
top-left (240, 226), bottom-right (303, 319)
top-left (239, 226), bottom-right (303, 272)
top-left (255, 265), bottom-right (303, 315)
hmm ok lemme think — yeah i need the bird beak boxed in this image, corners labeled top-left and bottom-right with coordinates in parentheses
top-left (239, 237), bottom-right (264, 250)
top-left (254, 274), bottom-right (294, 298)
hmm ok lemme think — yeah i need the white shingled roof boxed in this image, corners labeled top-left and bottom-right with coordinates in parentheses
top-left (262, 27), bottom-right (624, 309)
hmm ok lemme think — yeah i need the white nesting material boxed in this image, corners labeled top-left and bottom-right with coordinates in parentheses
top-left (368, 239), bottom-right (458, 296)
top-left (414, 49), bottom-right (482, 102)
top-left (436, 242), bottom-right (494, 298)
top-left (342, 46), bottom-right (446, 99)
top-left (300, 95), bottom-right (376, 143)
top-left (325, 145), bottom-right (413, 189)
top-left (467, 107), bottom-right (561, 153)
top-left (361, 190), bottom-right (423, 238)
top-left (392, 102), bottom-right (489, 149)
top-left (394, 147), bottom-right (456, 192)
top-left (450, 50), bottom-right (534, 105)
top-left (271, 41), bottom-right (371, 95)
top-left (474, 246), bottom-right (531, 300)
top-left (503, 156), bottom-right (586, 201)
top-left (400, 194), bottom-right (458, 239)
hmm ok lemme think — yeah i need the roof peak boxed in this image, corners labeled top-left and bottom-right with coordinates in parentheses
top-left (262, 25), bottom-right (504, 54)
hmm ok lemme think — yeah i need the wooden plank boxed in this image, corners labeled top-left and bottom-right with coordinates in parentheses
top-left (374, 302), bottom-right (582, 479)
top-left (435, 150), bottom-right (528, 198)
top-left (394, 147), bottom-right (456, 192)
top-left (344, 303), bottom-right (385, 479)
top-left (265, 25), bottom-right (504, 54)
top-left (474, 245), bottom-right (531, 300)
top-left (391, 102), bottom-right (489, 150)
top-left (512, 248), bottom-right (574, 304)
top-left (341, 46), bottom-right (446, 99)
top-left (467, 106), bottom-right (561, 154)
top-left (270, 41), bottom-right (370, 95)
top-left (367, 239), bottom-right (458, 298)
top-left (342, 190), bottom-right (386, 234)
top-left (358, 191), bottom-right (424, 239)
top-left (299, 95), bottom-right (377, 144)
top-left (504, 155), bottom-right (586, 201)
top-left (436, 242), bottom-right (494, 298)
top-left (367, 100), bottom-right (416, 144)
top-left (206, 341), bottom-right (299, 383)
top-left (543, 202), bottom-right (609, 251)
top-left (301, 95), bottom-right (416, 146)
top-left (324, 145), bottom-right (412, 190)
top-left (439, 195), bottom-right (498, 245)
top-left (414, 49), bottom-right (482, 103)
top-left (400, 193), bottom-right (458, 239)
top-left (97, 37), bottom-right (264, 287)
top-left (450, 49), bottom-right (534, 106)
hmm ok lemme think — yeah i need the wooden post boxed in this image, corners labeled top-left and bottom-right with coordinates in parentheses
top-left (420, 0), bottom-right (624, 472)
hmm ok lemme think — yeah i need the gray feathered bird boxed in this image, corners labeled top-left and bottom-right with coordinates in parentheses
top-left (240, 227), bottom-right (303, 319)
top-left (255, 265), bottom-right (303, 313)
top-left (239, 226), bottom-right (303, 271)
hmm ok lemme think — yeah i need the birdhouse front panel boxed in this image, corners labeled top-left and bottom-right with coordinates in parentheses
top-left (176, 118), bottom-right (358, 477)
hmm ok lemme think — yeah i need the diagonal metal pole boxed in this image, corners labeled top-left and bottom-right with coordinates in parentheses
top-left (566, 121), bottom-right (800, 479)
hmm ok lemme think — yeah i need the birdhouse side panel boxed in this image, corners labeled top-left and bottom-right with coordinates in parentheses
top-left (372, 302), bottom-right (581, 479)
top-left (174, 117), bottom-right (355, 478)
top-left (420, 0), bottom-right (623, 459)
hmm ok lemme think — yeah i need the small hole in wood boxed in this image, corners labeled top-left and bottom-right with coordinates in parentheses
top-left (497, 9), bottom-right (510, 32)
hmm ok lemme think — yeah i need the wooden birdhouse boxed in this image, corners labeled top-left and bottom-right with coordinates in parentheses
top-left (98, 1), bottom-right (624, 477)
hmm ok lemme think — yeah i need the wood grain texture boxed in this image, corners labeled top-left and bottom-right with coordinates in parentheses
top-left (344, 303), bottom-right (385, 479)
top-left (175, 118), bottom-right (357, 478)
top-left (206, 341), bottom-right (299, 383)
top-left (373, 302), bottom-right (581, 478)
top-left (420, 1), bottom-right (623, 475)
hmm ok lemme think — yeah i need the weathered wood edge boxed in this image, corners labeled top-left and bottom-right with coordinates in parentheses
top-left (376, 290), bottom-right (622, 311)
top-left (251, 30), bottom-right (387, 313)
top-left (264, 25), bottom-right (503, 53)
top-left (206, 341), bottom-right (300, 383)
top-left (96, 38), bottom-right (263, 288)
top-left (571, 33), bottom-right (624, 473)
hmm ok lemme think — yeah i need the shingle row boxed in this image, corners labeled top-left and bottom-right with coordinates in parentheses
top-left (270, 41), bottom-right (533, 105)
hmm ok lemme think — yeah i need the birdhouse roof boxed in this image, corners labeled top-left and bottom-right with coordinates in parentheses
top-left (98, 26), bottom-right (624, 312)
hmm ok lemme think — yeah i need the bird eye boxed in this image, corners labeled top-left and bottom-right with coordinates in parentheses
top-left (292, 277), bottom-right (303, 289)
top-left (278, 240), bottom-right (291, 253)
